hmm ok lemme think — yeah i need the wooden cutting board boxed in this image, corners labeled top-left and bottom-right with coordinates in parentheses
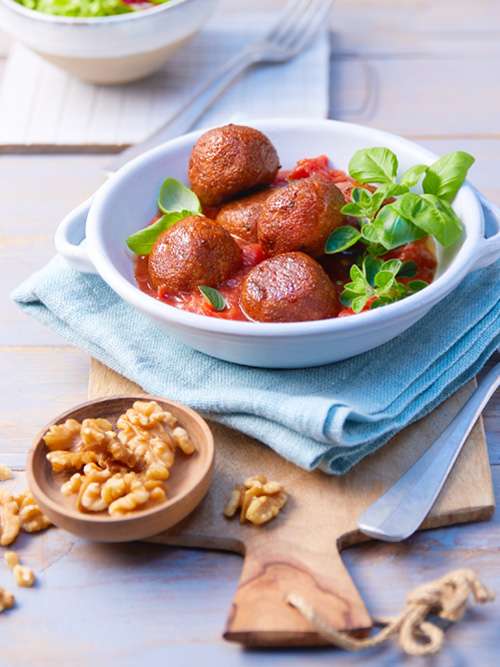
top-left (89, 359), bottom-right (495, 647)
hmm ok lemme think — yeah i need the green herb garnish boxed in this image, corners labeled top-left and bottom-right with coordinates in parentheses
top-left (126, 178), bottom-right (201, 255)
top-left (158, 178), bottom-right (202, 216)
top-left (198, 286), bottom-right (226, 311)
top-left (325, 147), bottom-right (474, 311)
top-left (341, 257), bottom-right (429, 313)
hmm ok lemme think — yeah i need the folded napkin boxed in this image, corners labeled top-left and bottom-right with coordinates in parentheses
top-left (12, 255), bottom-right (500, 475)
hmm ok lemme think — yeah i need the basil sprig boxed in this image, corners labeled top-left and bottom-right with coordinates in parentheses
top-left (325, 147), bottom-right (474, 310)
top-left (126, 178), bottom-right (201, 255)
top-left (335, 147), bottom-right (474, 251)
top-left (341, 257), bottom-right (427, 313)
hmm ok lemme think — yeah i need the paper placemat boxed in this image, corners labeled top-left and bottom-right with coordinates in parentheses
top-left (0, 12), bottom-right (329, 149)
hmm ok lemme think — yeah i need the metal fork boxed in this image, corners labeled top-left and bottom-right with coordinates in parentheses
top-left (106, 0), bottom-right (335, 174)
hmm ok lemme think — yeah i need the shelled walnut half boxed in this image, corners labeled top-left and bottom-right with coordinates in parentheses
top-left (0, 489), bottom-right (51, 546)
top-left (223, 475), bottom-right (287, 525)
top-left (44, 401), bottom-right (196, 517)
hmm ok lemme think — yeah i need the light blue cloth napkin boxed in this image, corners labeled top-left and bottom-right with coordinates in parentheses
top-left (12, 255), bottom-right (500, 474)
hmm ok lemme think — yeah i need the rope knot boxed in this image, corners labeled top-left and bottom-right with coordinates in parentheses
top-left (287, 568), bottom-right (494, 657)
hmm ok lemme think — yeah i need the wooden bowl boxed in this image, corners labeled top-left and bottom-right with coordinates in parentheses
top-left (26, 395), bottom-right (214, 542)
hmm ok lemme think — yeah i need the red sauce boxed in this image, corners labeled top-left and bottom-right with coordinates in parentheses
top-left (135, 241), bottom-right (267, 320)
top-left (133, 156), bottom-right (437, 322)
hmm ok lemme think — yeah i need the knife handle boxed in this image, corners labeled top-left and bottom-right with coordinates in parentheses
top-left (358, 359), bottom-right (500, 542)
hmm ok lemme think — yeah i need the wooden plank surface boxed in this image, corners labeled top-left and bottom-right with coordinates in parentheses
top-left (1, 0), bottom-right (500, 663)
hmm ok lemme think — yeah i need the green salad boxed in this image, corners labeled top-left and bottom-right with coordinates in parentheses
top-left (13, 0), bottom-right (170, 18)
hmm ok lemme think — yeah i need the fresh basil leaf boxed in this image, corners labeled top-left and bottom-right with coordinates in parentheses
top-left (380, 259), bottom-right (402, 276)
top-left (374, 270), bottom-right (395, 289)
top-left (351, 187), bottom-right (368, 204)
top-left (392, 192), bottom-right (462, 247)
top-left (408, 280), bottom-right (429, 293)
top-left (340, 288), bottom-right (362, 308)
top-left (422, 151), bottom-right (475, 201)
top-left (363, 256), bottom-right (383, 286)
top-left (400, 164), bottom-right (428, 189)
top-left (370, 296), bottom-right (394, 309)
top-left (375, 182), bottom-right (409, 200)
top-left (126, 211), bottom-right (185, 255)
top-left (397, 260), bottom-right (418, 278)
top-left (349, 263), bottom-right (367, 286)
top-left (357, 188), bottom-right (373, 206)
top-left (158, 178), bottom-right (202, 214)
top-left (325, 226), bottom-right (362, 254)
top-left (198, 286), bottom-right (226, 311)
top-left (395, 282), bottom-right (408, 297)
top-left (372, 203), bottom-right (426, 250)
top-left (361, 223), bottom-right (382, 244)
top-left (351, 295), bottom-right (369, 313)
top-left (341, 202), bottom-right (365, 217)
top-left (348, 148), bottom-right (398, 185)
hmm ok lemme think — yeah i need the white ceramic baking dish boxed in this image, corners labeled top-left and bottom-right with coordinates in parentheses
top-left (55, 119), bottom-right (500, 368)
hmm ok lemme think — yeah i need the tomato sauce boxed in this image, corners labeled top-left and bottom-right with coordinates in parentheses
top-left (133, 156), bottom-right (437, 322)
top-left (135, 241), bottom-right (267, 320)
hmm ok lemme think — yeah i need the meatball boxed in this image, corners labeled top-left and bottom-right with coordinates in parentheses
top-left (148, 215), bottom-right (242, 294)
top-left (188, 125), bottom-right (280, 207)
top-left (240, 252), bottom-right (339, 323)
top-left (215, 188), bottom-right (275, 243)
top-left (257, 176), bottom-right (346, 258)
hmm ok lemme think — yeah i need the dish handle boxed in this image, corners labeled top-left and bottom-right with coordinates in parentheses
top-left (468, 191), bottom-right (500, 273)
top-left (54, 196), bottom-right (98, 275)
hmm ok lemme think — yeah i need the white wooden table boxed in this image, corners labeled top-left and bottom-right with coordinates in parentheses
top-left (1, 1), bottom-right (500, 664)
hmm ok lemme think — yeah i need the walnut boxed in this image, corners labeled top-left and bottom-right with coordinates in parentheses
top-left (45, 401), bottom-right (195, 517)
top-left (5, 550), bottom-right (19, 570)
top-left (222, 484), bottom-right (245, 518)
top-left (0, 463), bottom-right (13, 482)
top-left (0, 586), bottom-right (14, 612)
top-left (108, 479), bottom-right (150, 516)
top-left (223, 476), bottom-right (287, 525)
top-left (124, 401), bottom-right (173, 429)
top-left (0, 489), bottom-right (21, 546)
top-left (16, 490), bottom-right (52, 533)
top-left (43, 419), bottom-right (82, 451)
top-left (244, 475), bottom-right (267, 488)
top-left (172, 427), bottom-right (196, 455)
top-left (246, 489), bottom-right (288, 524)
top-left (12, 564), bottom-right (35, 588)
top-left (76, 464), bottom-right (112, 512)
top-left (61, 473), bottom-right (83, 496)
top-left (80, 418), bottom-right (115, 454)
top-left (47, 450), bottom-right (97, 472)
top-left (149, 486), bottom-right (167, 504)
top-left (116, 404), bottom-right (179, 480)
top-left (240, 479), bottom-right (265, 524)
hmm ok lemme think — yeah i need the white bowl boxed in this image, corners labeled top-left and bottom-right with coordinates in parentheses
top-left (55, 119), bottom-right (500, 368)
top-left (0, 0), bottom-right (218, 84)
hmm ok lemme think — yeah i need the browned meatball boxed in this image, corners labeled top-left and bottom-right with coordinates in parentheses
top-left (240, 252), bottom-right (339, 323)
top-left (215, 188), bottom-right (275, 243)
top-left (188, 125), bottom-right (280, 207)
top-left (148, 215), bottom-right (242, 294)
top-left (257, 176), bottom-right (346, 258)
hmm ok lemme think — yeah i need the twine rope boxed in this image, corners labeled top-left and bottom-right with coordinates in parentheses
top-left (286, 568), bottom-right (494, 657)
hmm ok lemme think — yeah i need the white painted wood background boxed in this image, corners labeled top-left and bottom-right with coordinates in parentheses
top-left (1, 1), bottom-right (500, 664)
